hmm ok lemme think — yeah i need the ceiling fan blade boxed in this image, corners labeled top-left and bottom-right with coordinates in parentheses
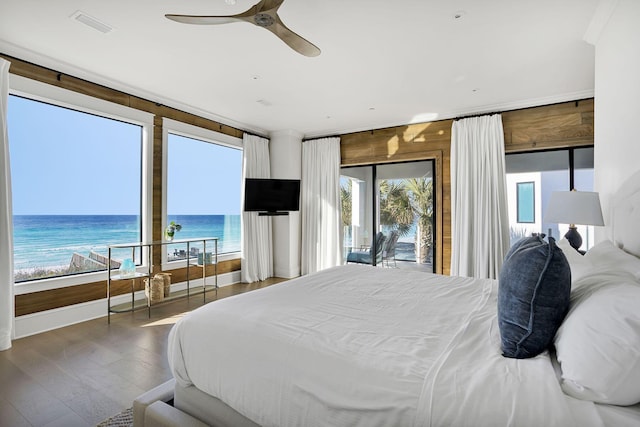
top-left (268, 16), bottom-right (321, 57)
top-left (257, 0), bottom-right (286, 13)
top-left (166, 0), bottom-right (320, 57)
top-left (165, 14), bottom-right (244, 25)
top-left (166, 0), bottom-right (270, 25)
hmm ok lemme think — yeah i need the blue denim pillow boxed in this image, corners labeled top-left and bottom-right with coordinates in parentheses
top-left (498, 235), bottom-right (571, 359)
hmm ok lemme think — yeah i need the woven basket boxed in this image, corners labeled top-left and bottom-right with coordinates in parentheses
top-left (144, 276), bottom-right (164, 303)
top-left (156, 272), bottom-right (172, 297)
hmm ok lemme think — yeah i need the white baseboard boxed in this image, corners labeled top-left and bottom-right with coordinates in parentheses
top-left (14, 270), bottom-right (241, 339)
top-left (274, 266), bottom-right (301, 279)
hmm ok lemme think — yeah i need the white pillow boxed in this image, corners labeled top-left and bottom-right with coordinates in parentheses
top-left (584, 240), bottom-right (640, 280)
top-left (556, 238), bottom-right (592, 284)
top-left (555, 275), bottom-right (640, 405)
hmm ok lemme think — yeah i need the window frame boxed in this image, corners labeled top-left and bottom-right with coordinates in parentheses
top-left (516, 181), bottom-right (536, 223)
top-left (505, 146), bottom-right (595, 249)
top-left (340, 159), bottom-right (437, 271)
top-left (161, 118), bottom-right (243, 270)
top-left (9, 75), bottom-right (154, 294)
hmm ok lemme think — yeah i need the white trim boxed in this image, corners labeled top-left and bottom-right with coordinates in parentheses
top-left (9, 74), bottom-right (153, 125)
top-left (161, 118), bottom-right (243, 264)
top-left (163, 118), bottom-right (243, 149)
top-left (274, 265), bottom-right (301, 280)
top-left (583, 0), bottom-right (619, 45)
top-left (14, 270), bottom-right (241, 339)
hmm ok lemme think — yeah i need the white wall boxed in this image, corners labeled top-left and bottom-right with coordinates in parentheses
top-left (340, 167), bottom-right (374, 248)
top-left (506, 172), bottom-right (542, 244)
top-left (269, 130), bottom-right (302, 278)
top-left (593, 0), bottom-right (640, 240)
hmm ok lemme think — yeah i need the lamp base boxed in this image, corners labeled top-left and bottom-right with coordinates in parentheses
top-left (564, 226), bottom-right (582, 250)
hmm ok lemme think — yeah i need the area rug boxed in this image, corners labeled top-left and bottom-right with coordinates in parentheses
top-left (96, 407), bottom-right (133, 427)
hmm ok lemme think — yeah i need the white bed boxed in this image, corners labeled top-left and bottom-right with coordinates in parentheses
top-left (167, 263), bottom-right (640, 427)
top-left (161, 171), bottom-right (640, 427)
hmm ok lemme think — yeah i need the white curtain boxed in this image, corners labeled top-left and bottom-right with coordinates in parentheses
top-left (241, 133), bottom-right (273, 282)
top-left (0, 58), bottom-right (14, 351)
top-left (450, 114), bottom-right (510, 279)
top-left (301, 137), bottom-right (342, 275)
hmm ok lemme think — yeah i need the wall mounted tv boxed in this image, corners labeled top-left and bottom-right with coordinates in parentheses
top-left (244, 178), bottom-right (300, 215)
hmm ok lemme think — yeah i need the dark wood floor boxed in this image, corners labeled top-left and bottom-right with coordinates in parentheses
top-left (0, 278), bottom-right (284, 427)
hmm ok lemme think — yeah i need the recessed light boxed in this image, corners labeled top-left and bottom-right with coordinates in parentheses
top-left (453, 10), bottom-right (466, 20)
top-left (225, 0), bottom-right (237, 4)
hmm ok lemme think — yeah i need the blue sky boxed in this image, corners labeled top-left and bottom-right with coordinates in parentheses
top-left (8, 95), bottom-right (241, 215)
top-left (167, 133), bottom-right (241, 215)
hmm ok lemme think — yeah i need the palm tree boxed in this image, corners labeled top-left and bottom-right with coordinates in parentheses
top-left (343, 177), bottom-right (433, 265)
top-left (379, 180), bottom-right (413, 236)
top-left (405, 178), bottom-right (434, 264)
top-left (340, 179), bottom-right (352, 228)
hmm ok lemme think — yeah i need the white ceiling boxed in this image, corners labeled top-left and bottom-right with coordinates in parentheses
top-left (0, 0), bottom-right (599, 138)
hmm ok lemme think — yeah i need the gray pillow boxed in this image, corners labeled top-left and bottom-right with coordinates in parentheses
top-left (498, 235), bottom-right (571, 359)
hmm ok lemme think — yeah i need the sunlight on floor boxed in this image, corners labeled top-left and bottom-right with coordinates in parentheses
top-left (141, 313), bottom-right (189, 327)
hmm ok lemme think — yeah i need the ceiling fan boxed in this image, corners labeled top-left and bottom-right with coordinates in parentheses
top-left (165, 0), bottom-right (321, 57)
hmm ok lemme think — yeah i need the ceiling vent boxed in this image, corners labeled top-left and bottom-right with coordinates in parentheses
top-left (70, 11), bottom-right (113, 34)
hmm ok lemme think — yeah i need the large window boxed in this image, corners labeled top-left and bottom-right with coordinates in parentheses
top-left (163, 119), bottom-right (242, 262)
top-left (8, 76), bottom-right (152, 285)
top-left (506, 147), bottom-right (594, 250)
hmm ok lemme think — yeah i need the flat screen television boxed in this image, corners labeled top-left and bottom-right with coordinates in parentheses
top-left (244, 178), bottom-right (300, 214)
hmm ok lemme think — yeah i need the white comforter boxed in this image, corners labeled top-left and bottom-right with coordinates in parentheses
top-left (168, 265), bottom-right (603, 427)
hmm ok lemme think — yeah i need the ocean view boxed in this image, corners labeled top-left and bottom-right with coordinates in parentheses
top-left (13, 215), bottom-right (241, 276)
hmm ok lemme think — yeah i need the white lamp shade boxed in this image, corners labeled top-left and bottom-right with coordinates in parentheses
top-left (544, 191), bottom-right (604, 226)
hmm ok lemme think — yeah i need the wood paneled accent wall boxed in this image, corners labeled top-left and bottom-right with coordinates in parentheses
top-left (340, 99), bottom-right (594, 275)
top-left (2, 53), bottom-right (246, 316)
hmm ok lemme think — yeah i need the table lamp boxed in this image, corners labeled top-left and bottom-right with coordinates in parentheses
top-left (544, 190), bottom-right (604, 250)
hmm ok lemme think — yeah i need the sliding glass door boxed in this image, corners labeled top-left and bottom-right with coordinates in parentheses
top-left (341, 160), bottom-right (435, 271)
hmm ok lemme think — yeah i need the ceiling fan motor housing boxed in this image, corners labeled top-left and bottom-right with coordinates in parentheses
top-left (254, 13), bottom-right (275, 27)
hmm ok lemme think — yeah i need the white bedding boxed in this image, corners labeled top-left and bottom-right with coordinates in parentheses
top-left (168, 265), bottom-right (608, 427)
